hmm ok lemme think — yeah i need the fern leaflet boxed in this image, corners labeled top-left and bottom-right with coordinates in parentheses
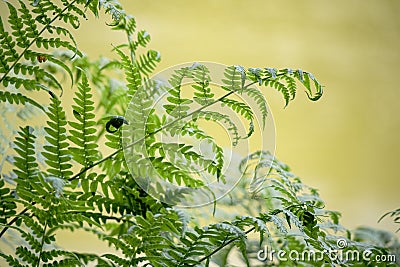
top-left (68, 73), bottom-right (99, 170)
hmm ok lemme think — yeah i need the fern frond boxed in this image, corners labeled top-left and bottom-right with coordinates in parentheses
top-left (12, 126), bottom-right (39, 183)
top-left (12, 62), bottom-right (63, 92)
top-left (191, 63), bottom-right (214, 105)
top-left (193, 111), bottom-right (240, 146)
top-left (149, 142), bottom-right (222, 181)
top-left (221, 65), bottom-right (245, 92)
top-left (68, 73), bottom-right (99, 170)
top-left (294, 69), bottom-right (323, 101)
top-left (220, 98), bottom-right (253, 121)
top-left (149, 156), bottom-right (204, 187)
top-left (42, 97), bottom-right (72, 179)
top-left (136, 30), bottom-right (151, 48)
top-left (164, 67), bottom-right (193, 118)
top-left (282, 74), bottom-right (297, 101)
top-left (135, 49), bottom-right (161, 77)
top-left (2, 75), bottom-right (46, 91)
top-left (0, 17), bottom-right (19, 65)
top-left (247, 67), bottom-right (263, 85)
top-left (178, 122), bottom-right (225, 181)
top-left (221, 98), bottom-right (254, 138)
top-left (101, 0), bottom-right (126, 23)
top-left (0, 91), bottom-right (44, 111)
top-left (5, 2), bottom-right (30, 49)
top-left (114, 46), bottom-right (141, 96)
top-left (0, 176), bottom-right (18, 225)
top-left (1, 0), bottom-right (85, 80)
top-left (264, 78), bottom-right (291, 107)
top-left (242, 87), bottom-right (268, 128)
top-left (246, 67), bottom-right (324, 106)
top-left (379, 208), bottom-right (400, 232)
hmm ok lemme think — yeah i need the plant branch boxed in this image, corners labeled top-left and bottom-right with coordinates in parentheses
top-left (35, 220), bottom-right (47, 267)
top-left (198, 226), bottom-right (256, 263)
top-left (0, 207), bottom-right (28, 238)
top-left (69, 80), bottom-right (259, 181)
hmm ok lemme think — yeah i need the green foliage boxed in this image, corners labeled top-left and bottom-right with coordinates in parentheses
top-left (68, 73), bottom-right (99, 170)
top-left (42, 96), bottom-right (72, 179)
top-left (0, 1), bottom-right (398, 267)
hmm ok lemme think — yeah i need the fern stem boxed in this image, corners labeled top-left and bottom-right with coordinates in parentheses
top-left (198, 226), bottom-right (256, 263)
top-left (0, 0), bottom-right (79, 84)
top-left (35, 220), bottom-right (47, 267)
top-left (0, 207), bottom-right (29, 238)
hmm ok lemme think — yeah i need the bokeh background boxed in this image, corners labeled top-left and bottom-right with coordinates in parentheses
top-left (74, 0), bottom-right (400, 233)
top-left (1, 0), bottom-right (399, 256)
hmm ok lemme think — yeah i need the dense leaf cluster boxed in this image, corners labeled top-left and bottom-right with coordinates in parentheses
top-left (0, 1), bottom-right (398, 266)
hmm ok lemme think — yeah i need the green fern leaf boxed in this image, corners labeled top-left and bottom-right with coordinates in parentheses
top-left (68, 73), bottom-right (99, 169)
top-left (282, 74), bottom-right (297, 101)
top-left (136, 30), bottom-right (151, 48)
top-left (12, 126), bottom-right (38, 182)
top-left (0, 176), bottom-right (18, 224)
top-left (220, 98), bottom-right (253, 121)
top-left (296, 70), bottom-right (323, 101)
top-left (0, 91), bottom-right (44, 111)
top-left (136, 50), bottom-right (160, 77)
top-left (191, 63), bottom-right (214, 105)
top-left (193, 111), bottom-right (240, 146)
top-left (220, 98), bottom-right (254, 137)
top-left (221, 65), bottom-right (245, 92)
top-left (114, 46), bottom-right (142, 96)
top-left (242, 87), bottom-right (268, 128)
top-left (150, 156), bottom-right (204, 187)
top-left (264, 78), bottom-right (291, 107)
top-left (5, 2), bottom-right (30, 49)
top-left (42, 97), bottom-right (72, 179)
top-left (164, 67), bottom-right (193, 118)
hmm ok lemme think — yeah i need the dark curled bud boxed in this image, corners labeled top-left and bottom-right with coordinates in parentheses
top-left (37, 55), bottom-right (47, 63)
top-left (106, 116), bottom-right (129, 133)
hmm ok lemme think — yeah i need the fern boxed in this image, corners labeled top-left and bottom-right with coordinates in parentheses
top-left (193, 110), bottom-right (241, 146)
top-left (41, 96), bottom-right (72, 179)
top-left (68, 73), bottom-right (99, 170)
top-left (221, 65), bottom-right (245, 92)
top-left (163, 66), bottom-right (194, 118)
top-left (11, 126), bottom-right (39, 205)
top-left (114, 46), bottom-right (142, 96)
top-left (192, 63), bottom-right (214, 105)
top-left (0, 90), bottom-right (44, 111)
top-left (1, 2), bottom-right (398, 267)
top-left (136, 50), bottom-right (161, 77)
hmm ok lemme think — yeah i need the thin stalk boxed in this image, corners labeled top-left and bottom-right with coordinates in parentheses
top-left (35, 221), bottom-right (48, 267)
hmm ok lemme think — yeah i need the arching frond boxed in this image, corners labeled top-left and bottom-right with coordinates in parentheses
top-left (192, 111), bottom-right (241, 146)
top-left (163, 67), bottom-right (193, 118)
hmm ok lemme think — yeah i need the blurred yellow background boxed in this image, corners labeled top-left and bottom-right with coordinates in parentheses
top-left (1, 0), bottom-right (399, 255)
top-left (74, 0), bottom-right (400, 233)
